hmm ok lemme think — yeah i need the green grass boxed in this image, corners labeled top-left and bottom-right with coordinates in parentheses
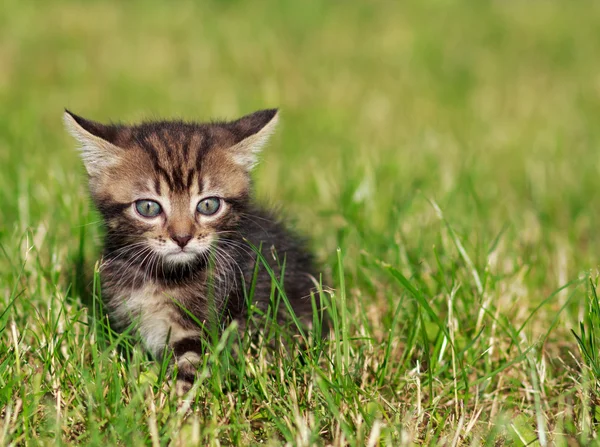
top-left (2, 0), bottom-right (600, 444)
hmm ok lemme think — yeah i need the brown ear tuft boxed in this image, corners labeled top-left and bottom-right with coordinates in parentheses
top-left (64, 110), bottom-right (120, 144)
top-left (232, 109), bottom-right (279, 143)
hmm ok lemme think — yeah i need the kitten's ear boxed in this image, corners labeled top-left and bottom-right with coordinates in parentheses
top-left (63, 110), bottom-right (122, 176)
top-left (227, 108), bottom-right (279, 170)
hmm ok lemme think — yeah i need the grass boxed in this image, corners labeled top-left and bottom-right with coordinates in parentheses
top-left (2, 0), bottom-right (600, 444)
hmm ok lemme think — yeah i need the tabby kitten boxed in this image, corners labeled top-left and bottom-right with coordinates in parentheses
top-left (64, 109), bottom-right (321, 394)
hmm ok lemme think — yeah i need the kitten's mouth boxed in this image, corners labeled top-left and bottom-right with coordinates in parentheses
top-left (155, 239), bottom-right (211, 265)
top-left (164, 250), bottom-right (198, 264)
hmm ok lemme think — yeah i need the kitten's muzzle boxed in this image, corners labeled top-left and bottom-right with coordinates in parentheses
top-left (171, 234), bottom-right (192, 248)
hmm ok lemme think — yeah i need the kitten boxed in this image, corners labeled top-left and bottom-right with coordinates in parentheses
top-left (64, 109), bottom-right (322, 394)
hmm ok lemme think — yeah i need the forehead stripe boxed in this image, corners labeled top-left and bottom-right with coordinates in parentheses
top-left (138, 137), bottom-right (175, 190)
top-left (185, 169), bottom-right (195, 190)
top-left (171, 166), bottom-right (186, 192)
top-left (181, 132), bottom-right (191, 162)
top-left (195, 133), bottom-right (213, 170)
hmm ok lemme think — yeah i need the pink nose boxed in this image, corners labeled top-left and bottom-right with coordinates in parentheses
top-left (171, 234), bottom-right (192, 248)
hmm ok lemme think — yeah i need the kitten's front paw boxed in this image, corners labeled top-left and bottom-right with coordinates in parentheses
top-left (175, 365), bottom-right (196, 396)
top-left (176, 378), bottom-right (193, 396)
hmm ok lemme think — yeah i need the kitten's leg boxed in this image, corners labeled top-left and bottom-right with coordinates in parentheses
top-left (172, 336), bottom-right (203, 395)
top-left (138, 314), bottom-right (203, 395)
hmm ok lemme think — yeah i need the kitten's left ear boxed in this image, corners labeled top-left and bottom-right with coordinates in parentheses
top-left (227, 109), bottom-right (279, 170)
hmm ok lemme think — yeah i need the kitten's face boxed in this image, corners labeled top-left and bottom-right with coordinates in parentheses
top-left (104, 150), bottom-right (245, 266)
top-left (64, 109), bottom-right (278, 267)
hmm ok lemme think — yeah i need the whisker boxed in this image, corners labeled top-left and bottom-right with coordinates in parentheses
top-left (100, 243), bottom-right (151, 269)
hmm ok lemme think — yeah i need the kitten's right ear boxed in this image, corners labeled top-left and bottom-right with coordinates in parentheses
top-left (63, 110), bottom-right (122, 176)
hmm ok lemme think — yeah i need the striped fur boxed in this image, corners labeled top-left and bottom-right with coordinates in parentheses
top-left (65, 109), bottom-right (321, 394)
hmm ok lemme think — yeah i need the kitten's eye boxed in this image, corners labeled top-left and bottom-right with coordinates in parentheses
top-left (197, 197), bottom-right (221, 216)
top-left (135, 200), bottom-right (162, 218)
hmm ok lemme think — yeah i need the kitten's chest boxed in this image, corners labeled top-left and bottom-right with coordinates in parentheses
top-left (112, 284), bottom-right (193, 357)
top-left (119, 284), bottom-right (168, 320)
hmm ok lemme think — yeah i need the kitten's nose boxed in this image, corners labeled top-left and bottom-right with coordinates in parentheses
top-left (171, 234), bottom-right (192, 248)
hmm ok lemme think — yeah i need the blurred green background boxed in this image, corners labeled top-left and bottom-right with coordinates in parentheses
top-left (2, 1), bottom-right (600, 269)
top-left (2, 0), bottom-right (600, 443)
top-left (2, 1), bottom-right (600, 256)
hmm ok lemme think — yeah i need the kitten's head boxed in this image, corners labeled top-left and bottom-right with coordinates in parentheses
top-left (64, 109), bottom-right (278, 267)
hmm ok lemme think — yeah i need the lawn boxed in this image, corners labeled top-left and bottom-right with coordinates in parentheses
top-left (2, 0), bottom-right (600, 445)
